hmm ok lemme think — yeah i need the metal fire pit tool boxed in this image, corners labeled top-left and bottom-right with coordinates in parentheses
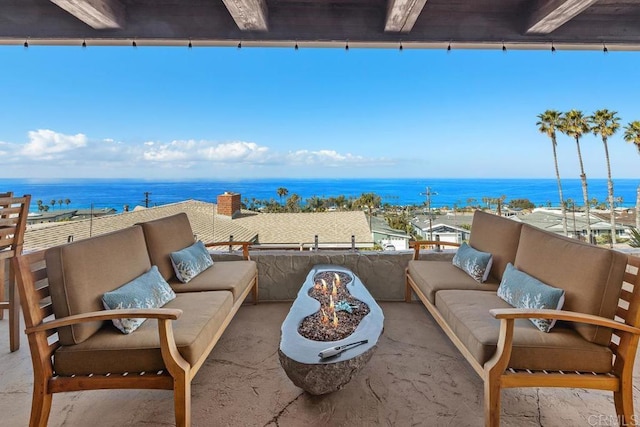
top-left (318, 340), bottom-right (369, 359)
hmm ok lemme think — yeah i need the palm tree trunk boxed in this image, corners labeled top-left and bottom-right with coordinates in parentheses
top-left (575, 137), bottom-right (592, 242)
top-left (637, 185), bottom-right (640, 231)
top-left (602, 137), bottom-right (616, 246)
top-left (552, 138), bottom-right (568, 236)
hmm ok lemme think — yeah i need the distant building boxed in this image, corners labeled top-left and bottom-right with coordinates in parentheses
top-left (410, 213), bottom-right (472, 243)
top-left (27, 208), bottom-right (118, 225)
top-left (369, 216), bottom-right (410, 250)
top-left (27, 211), bottom-right (76, 225)
top-left (73, 208), bottom-right (117, 220)
top-left (513, 208), bottom-right (628, 240)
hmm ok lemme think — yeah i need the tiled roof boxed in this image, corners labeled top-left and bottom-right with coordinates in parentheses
top-left (24, 200), bottom-right (256, 251)
top-left (232, 210), bottom-right (372, 246)
top-left (24, 201), bottom-right (373, 251)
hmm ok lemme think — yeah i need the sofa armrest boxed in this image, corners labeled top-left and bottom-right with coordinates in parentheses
top-left (490, 308), bottom-right (640, 335)
top-left (204, 241), bottom-right (252, 260)
top-left (26, 308), bottom-right (183, 334)
top-left (410, 240), bottom-right (460, 260)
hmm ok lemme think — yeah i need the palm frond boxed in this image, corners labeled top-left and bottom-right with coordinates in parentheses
top-left (629, 226), bottom-right (640, 248)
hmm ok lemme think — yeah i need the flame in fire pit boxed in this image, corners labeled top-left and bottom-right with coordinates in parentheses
top-left (332, 311), bottom-right (338, 327)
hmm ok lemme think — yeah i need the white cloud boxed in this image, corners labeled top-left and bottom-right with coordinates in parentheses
top-left (198, 141), bottom-right (269, 162)
top-left (143, 143), bottom-right (190, 162)
top-left (21, 129), bottom-right (87, 159)
top-left (3, 129), bottom-right (394, 178)
top-left (141, 140), bottom-right (270, 164)
top-left (285, 149), bottom-right (387, 166)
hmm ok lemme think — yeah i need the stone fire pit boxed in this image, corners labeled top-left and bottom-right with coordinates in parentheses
top-left (278, 265), bottom-right (384, 395)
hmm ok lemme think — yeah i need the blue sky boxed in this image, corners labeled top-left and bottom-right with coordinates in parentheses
top-left (1, 45), bottom-right (639, 179)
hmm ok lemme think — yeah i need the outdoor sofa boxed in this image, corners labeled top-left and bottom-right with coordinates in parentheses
top-left (14, 212), bottom-right (257, 427)
top-left (406, 210), bottom-right (640, 426)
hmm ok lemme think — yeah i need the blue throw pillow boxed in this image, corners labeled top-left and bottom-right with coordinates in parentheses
top-left (452, 242), bottom-right (493, 282)
top-left (102, 265), bottom-right (176, 334)
top-left (170, 240), bottom-right (214, 283)
top-left (497, 263), bottom-right (565, 332)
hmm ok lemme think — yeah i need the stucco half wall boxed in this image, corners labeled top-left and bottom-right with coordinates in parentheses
top-left (211, 250), bottom-right (455, 301)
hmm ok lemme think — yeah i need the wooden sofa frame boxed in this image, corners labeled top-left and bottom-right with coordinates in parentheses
top-left (406, 240), bottom-right (640, 426)
top-left (14, 240), bottom-right (257, 427)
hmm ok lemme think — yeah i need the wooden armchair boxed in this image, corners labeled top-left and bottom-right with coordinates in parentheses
top-left (485, 255), bottom-right (640, 427)
top-left (0, 193), bottom-right (31, 351)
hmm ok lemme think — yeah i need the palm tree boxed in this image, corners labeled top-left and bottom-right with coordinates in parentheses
top-left (65, 198), bottom-right (71, 208)
top-left (50, 199), bottom-right (56, 210)
top-left (306, 195), bottom-right (324, 212)
top-left (36, 199), bottom-right (43, 212)
top-left (623, 121), bottom-right (640, 230)
top-left (285, 194), bottom-right (301, 213)
top-left (589, 109), bottom-right (620, 246)
top-left (560, 110), bottom-right (592, 242)
top-left (537, 110), bottom-right (568, 236)
top-left (276, 187), bottom-right (288, 205)
top-left (356, 192), bottom-right (382, 230)
top-left (57, 199), bottom-right (64, 210)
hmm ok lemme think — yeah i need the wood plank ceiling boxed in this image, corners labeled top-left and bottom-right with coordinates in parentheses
top-left (1, 0), bottom-right (640, 50)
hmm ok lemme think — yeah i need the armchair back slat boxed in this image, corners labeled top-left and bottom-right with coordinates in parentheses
top-left (14, 250), bottom-right (50, 331)
top-left (0, 194), bottom-right (31, 352)
top-left (611, 256), bottom-right (640, 380)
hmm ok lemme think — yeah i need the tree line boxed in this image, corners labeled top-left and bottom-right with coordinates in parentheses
top-left (537, 109), bottom-right (640, 245)
top-left (243, 188), bottom-right (382, 214)
top-left (35, 198), bottom-right (71, 212)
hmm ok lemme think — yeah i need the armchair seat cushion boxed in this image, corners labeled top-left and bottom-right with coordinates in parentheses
top-left (168, 260), bottom-right (257, 302)
top-left (407, 260), bottom-right (499, 304)
top-left (53, 290), bottom-right (233, 376)
top-left (435, 290), bottom-right (613, 373)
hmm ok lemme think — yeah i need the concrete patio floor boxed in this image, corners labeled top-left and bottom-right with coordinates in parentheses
top-left (1, 302), bottom-right (638, 426)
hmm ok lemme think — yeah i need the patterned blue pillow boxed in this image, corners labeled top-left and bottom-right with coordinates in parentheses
top-left (170, 240), bottom-right (214, 283)
top-left (452, 242), bottom-right (493, 282)
top-left (102, 265), bottom-right (176, 334)
top-left (497, 263), bottom-right (565, 332)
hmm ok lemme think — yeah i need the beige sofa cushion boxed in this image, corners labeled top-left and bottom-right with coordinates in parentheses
top-left (169, 260), bottom-right (257, 301)
top-left (435, 290), bottom-right (613, 373)
top-left (468, 211), bottom-right (523, 282)
top-left (46, 226), bottom-right (152, 345)
top-left (53, 291), bottom-right (233, 375)
top-left (407, 260), bottom-right (499, 304)
top-left (515, 224), bottom-right (627, 345)
top-left (140, 213), bottom-right (196, 281)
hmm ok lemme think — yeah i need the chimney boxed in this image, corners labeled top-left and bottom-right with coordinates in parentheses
top-left (217, 192), bottom-right (241, 218)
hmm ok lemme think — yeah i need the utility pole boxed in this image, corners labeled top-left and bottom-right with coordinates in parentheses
top-left (143, 192), bottom-right (152, 208)
top-left (421, 187), bottom-right (437, 241)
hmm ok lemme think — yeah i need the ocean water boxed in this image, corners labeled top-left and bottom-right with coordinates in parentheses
top-left (0, 178), bottom-right (638, 212)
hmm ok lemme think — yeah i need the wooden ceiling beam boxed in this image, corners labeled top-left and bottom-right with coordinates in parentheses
top-left (49, 0), bottom-right (125, 30)
top-left (221, 0), bottom-right (269, 31)
top-left (526, 0), bottom-right (598, 35)
top-left (385, 0), bottom-right (429, 33)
